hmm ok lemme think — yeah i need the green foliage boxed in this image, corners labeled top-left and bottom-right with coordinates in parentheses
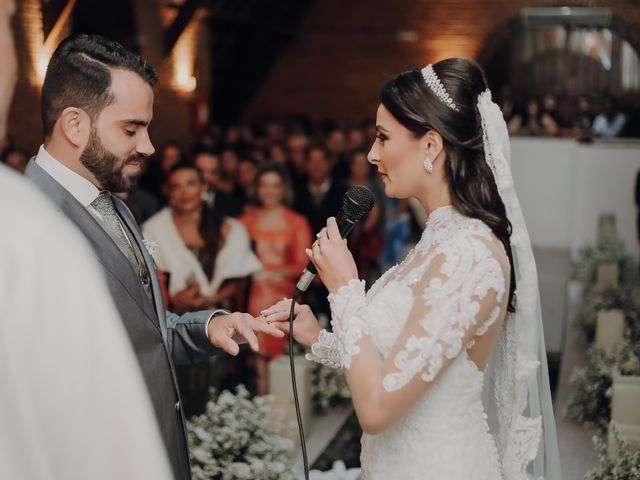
top-left (575, 285), bottom-right (640, 342)
top-left (567, 343), bottom-right (640, 431)
top-left (572, 235), bottom-right (639, 292)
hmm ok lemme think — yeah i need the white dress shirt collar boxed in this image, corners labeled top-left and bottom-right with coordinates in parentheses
top-left (308, 178), bottom-right (331, 197)
top-left (35, 145), bottom-right (101, 208)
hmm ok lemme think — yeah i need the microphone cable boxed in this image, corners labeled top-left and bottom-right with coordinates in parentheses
top-left (286, 186), bottom-right (374, 480)
top-left (289, 289), bottom-right (310, 480)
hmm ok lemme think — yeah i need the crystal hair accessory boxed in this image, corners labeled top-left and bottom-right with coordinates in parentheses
top-left (421, 64), bottom-right (459, 112)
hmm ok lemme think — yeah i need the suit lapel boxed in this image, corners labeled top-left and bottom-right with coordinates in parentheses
top-left (25, 159), bottom-right (161, 331)
top-left (114, 197), bottom-right (169, 342)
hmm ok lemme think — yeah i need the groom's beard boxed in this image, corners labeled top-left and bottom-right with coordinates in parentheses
top-left (81, 128), bottom-right (145, 193)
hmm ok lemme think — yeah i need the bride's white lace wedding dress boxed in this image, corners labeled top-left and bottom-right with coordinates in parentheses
top-left (308, 205), bottom-right (510, 479)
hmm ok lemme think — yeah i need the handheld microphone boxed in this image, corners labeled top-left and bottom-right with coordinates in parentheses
top-left (294, 185), bottom-right (375, 296)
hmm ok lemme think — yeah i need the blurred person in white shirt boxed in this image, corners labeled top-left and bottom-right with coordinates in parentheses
top-left (0, 1), bottom-right (173, 478)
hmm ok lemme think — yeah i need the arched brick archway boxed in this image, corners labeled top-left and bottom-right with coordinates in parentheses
top-left (476, 12), bottom-right (640, 99)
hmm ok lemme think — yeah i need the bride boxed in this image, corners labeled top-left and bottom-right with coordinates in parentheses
top-left (262, 58), bottom-right (560, 479)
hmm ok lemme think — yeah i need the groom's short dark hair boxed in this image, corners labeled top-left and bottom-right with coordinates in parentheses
top-left (41, 34), bottom-right (158, 137)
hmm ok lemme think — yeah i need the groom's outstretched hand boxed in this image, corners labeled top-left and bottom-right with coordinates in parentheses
top-left (207, 312), bottom-right (284, 356)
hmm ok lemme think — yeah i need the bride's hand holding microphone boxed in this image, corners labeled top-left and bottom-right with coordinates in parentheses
top-left (307, 216), bottom-right (359, 293)
top-left (261, 216), bottom-right (359, 344)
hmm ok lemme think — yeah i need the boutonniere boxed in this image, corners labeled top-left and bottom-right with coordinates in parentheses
top-left (143, 239), bottom-right (158, 256)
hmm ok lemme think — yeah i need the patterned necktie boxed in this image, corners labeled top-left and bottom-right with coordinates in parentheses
top-left (90, 191), bottom-right (154, 304)
top-left (90, 191), bottom-right (136, 264)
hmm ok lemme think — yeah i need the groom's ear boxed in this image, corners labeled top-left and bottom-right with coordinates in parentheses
top-left (57, 107), bottom-right (91, 149)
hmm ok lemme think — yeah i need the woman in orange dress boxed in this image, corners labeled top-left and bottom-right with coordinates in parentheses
top-left (239, 163), bottom-right (312, 394)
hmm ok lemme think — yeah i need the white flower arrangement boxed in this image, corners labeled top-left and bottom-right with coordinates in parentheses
top-left (566, 342), bottom-right (640, 431)
top-left (572, 234), bottom-right (639, 292)
top-left (575, 284), bottom-right (640, 342)
top-left (187, 385), bottom-right (296, 480)
top-left (312, 362), bottom-right (352, 415)
top-left (586, 426), bottom-right (640, 480)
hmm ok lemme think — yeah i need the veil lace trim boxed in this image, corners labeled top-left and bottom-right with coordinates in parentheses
top-left (477, 89), bottom-right (560, 479)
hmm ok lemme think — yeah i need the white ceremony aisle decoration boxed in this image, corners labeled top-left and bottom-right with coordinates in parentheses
top-left (586, 425), bottom-right (640, 480)
top-left (565, 221), bottom-right (640, 475)
top-left (187, 385), bottom-right (296, 480)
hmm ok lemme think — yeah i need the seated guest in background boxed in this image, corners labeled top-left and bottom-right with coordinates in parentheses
top-left (193, 146), bottom-right (244, 217)
top-left (294, 145), bottom-right (347, 234)
top-left (268, 142), bottom-right (288, 166)
top-left (197, 123), bottom-right (223, 151)
top-left (324, 127), bottom-right (349, 180)
top-left (0, 146), bottom-right (28, 174)
top-left (143, 163), bottom-right (261, 313)
top-left (507, 96), bottom-right (558, 136)
top-left (236, 156), bottom-right (258, 206)
top-left (593, 95), bottom-right (627, 138)
top-left (571, 94), bottom-right (595, 140)
top-left (219, 146), bottom-right (241, 194)
top-left (542, 93), bottom-right (565, 130)
top-left (239, 164), bottom-right (312, 394)
top-left (284, 131), bottom-right (308, 184)
top-left (346, 126), bottom-right (366, 152)
top-left (575, 95), bottom-right (594, 126)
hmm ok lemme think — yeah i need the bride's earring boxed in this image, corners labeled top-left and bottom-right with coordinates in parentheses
top-left (423, 156), bottom-right (433, 174)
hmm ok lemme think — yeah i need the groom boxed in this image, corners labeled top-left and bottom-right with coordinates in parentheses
top-left (25, 34), bottom-right (283, 480)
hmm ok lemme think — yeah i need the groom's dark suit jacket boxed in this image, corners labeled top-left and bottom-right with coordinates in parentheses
top-left (26, 159), bottom-right (221, 480)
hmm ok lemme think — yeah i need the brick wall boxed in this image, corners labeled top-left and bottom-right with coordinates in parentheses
top-left (8, 0), bottom-right (640, 153)
top-left (242, 0), bottom-right (640, 124)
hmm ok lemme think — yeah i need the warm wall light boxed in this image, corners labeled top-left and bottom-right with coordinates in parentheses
top-left (172, 20), bottom-right (198, 94)
top-left (22, 0), bottom-right (76, 87)
top-left (22, 0), bottom-right (47, 86)
top-left (36, 47), bottom-right (54, 84)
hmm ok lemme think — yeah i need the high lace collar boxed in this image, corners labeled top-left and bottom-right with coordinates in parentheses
top-left (426, 205), bottom-right (455, 227)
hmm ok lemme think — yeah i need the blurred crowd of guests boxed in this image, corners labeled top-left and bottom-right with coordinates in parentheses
top-left (5, 104), bottom-right (636, 402)
top-left (2, 117), bottom-right (420, 402)
top-left (497, 86), bottom-right (640, 140)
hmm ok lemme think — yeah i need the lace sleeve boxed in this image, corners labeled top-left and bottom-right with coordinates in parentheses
top-left (382, 233), bottom-right (508, 393)
top-left (304, 279), bottom-right (369, 369)
top-left (327, 279), bottom-right (369, 369)
top-left (305, 329), bottom-right (342, 368)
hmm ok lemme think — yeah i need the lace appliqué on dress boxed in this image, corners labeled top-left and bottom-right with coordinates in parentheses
top-left (382, 233), bottom-right (506, 393)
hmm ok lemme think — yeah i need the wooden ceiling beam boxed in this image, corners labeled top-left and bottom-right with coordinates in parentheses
top-left (163, 0), bottom-right (204, 57)
top-left (42, 0), bottom-right (77, 48)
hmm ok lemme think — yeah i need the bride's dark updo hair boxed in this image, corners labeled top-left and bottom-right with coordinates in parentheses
top-left (380, 57), bottom-right (516, 312)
